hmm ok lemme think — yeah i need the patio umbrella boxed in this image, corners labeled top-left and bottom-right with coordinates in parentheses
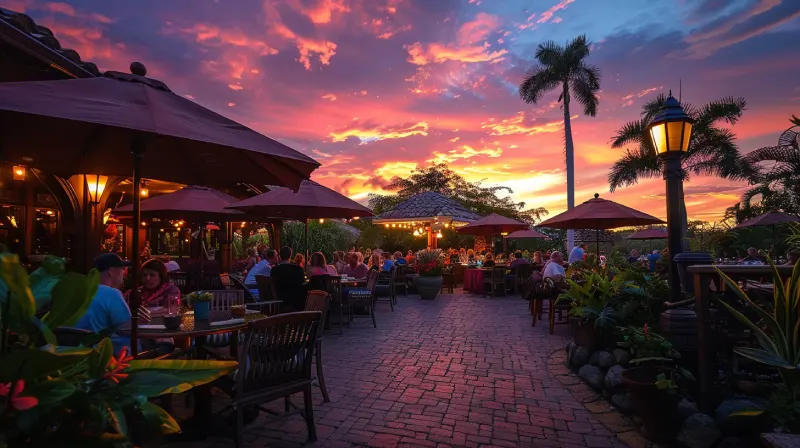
top-left (113, 185), bottom-right (244, 221)
top-left (505, 229), bottom-right (550, 239)
top-left (0, 64), bottom-right (319, 356)
top-left (735, 211), bottom-right (800, 253)
top-left (539, 193), bottom-right (664, 254)
top-left (628, 229), bottom-right (667, 252)
top-left (457, 213), bottom-right (529, 254)
top-left (226, 180), bottom-right (374, 259)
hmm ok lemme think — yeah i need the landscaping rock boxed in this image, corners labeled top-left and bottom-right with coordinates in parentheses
top-left (596, 350), bottom-right (616, 369)
top-left (613, 348), bottom-right (632, 366)
top-left (717, 437), bottom-right (747, 448)
top-left (567, 341), bottom-right (577, 367)
top-left (566, 341), bottom-right (576, 355)
top-left (677, 398), bottom-right (700, 421)
top-left (676, 413), bottom-right (721, 448)
top-left (714, 398), bottom-right (770, 434)
top-left (604, 364), bottom-right (625, 392)
top-left (578, 364), bottom-right (604, 391)
top-left (572, 346), bottom-right (591, 368)
top-left (610, 392), bottom-right (632, 414)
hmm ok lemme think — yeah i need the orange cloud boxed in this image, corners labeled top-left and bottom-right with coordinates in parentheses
top-left (180, 23), bottom-right (278, 56)
top-left (329, 120), bottom-right (429, 143)
top-left (481, 112), bottom-right (572, 136)
top-left (295, 0), bottom-right (350, 24)
top-left (406, 13), bottom-right (506, 65)
top-left (42, 2), bottom-right (76, 16)
top-left (537, 0), bottom-right (575, 24)
top-left (321, 93), bottom-right (337, 101)
top-left (375, 161), bottom-right (418, 179)
top-left (263, 1), bottom-right (339, 70)
top-left (429, 145), bottom-right (503, 163)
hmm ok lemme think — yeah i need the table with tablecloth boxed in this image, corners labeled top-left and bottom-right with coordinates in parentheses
top-left (463, 268), bottom-right (485, 293)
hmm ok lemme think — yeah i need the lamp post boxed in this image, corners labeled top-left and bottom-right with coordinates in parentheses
top-left (647, 92), bottom-right (694, 302)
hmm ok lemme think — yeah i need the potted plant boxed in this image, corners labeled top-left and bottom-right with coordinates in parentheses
top-left (0, 253), bottom-right (237, 447)
top-left (559, 272), bottom-right (617, 350)
top-left (185, 291), bottom-right (213, 320)
top-left (618, 324), bottom-right (693, 439)
top-left (414, 249), bottom-right (443, 300)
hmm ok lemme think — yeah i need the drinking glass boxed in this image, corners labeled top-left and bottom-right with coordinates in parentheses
top-left (167, 293), bottom-right (181, 316)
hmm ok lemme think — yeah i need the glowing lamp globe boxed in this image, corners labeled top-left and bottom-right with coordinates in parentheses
top-left (647, 92), bottom-right (694, 156)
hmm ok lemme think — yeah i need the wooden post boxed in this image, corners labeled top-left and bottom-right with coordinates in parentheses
top-left (693, 269), bottom-right (712, 412)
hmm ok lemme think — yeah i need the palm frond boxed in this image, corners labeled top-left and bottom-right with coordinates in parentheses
top-left (519, 66), bottom-right (561, 104)
top-left (610, 120), bottom-right (648, 149)
top-left (535, 40), bottom-right (563, 67)
top-left (570, 63), bottom-right (601, 117)
top-left (641, 93), bottom-right (667, 122)
top-left (563, 34), bottom-right (590, 67)
top-left (697, 97), bottom-right (747, 127)
top-left (744, 145), bottom-right (800, 166)
top-left (608, 148), bottom-right (662, 191)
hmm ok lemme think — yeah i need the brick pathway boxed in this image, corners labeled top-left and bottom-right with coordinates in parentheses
top-left (170, 291), bottom-right (630, 448)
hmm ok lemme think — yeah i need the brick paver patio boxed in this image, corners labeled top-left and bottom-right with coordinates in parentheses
top-left (171, 291), bottom-right (630, 448)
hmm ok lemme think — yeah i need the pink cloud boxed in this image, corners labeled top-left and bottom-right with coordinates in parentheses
top-left (537, 0), bottom-right (575, 24)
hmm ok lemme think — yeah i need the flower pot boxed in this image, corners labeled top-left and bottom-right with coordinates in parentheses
top-left (415, 276), bottom-right (442, 300)
top-left (570, 317), bottom-right (601, 351)
top-left (621, 366), bottom-right (678, 439)
top-left (193, 301), bottom-right (210, 320)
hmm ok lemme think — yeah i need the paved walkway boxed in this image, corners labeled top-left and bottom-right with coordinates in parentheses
top-left (171, 291), bottom-right (629, 448)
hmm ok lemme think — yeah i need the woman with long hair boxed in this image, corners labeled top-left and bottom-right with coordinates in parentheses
top-left (368, 253), bottom-right (381, 270)
top-left (127, 259), bottom-right (181, 308)
top-left (307, 252), bottom-right (328, 277)
top-left (293, 253), bottom-right (305, 269)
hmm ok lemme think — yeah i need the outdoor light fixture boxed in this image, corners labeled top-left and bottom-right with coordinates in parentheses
top-left (319, 218), bottom-right (325, 224)
top-left (84, 174), bottom-right (108, 204)
top-left (140, 181), bottom-right (149, 198)
top-left (392, 223), bottom-right (396, 228)
top-left (648, 91), bottom-right (694, 302)
top-left (12, 165), bottom-right (25, 181)
top-left (353, 216), bottom-right (360, 220)
top-left (384, 223), bottom-right (389, 228)
top-left (141, 221), bottom-right (147, 227)
top-left (436, 231), bottom-right (443, 239)
top-left (444, 223), bottom-right (450, 228)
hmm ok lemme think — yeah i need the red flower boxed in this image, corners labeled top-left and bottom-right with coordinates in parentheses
top-left (104, 346), bottom-right (134, 384)
top-left (643, 323), bottom-right (649, 339)
top-left (0, 380), bottom-right (38, 411)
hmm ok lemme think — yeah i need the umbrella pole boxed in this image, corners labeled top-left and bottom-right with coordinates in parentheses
top-left (129, 140), bottom-right (143, 358)
top-left (305, 218), bottom-right (309, 262)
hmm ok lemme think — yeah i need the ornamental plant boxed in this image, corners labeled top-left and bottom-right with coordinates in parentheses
top-left (0, 253), bottom-right (237, 447)
top-left (415, 249), bottom-right (444, 277)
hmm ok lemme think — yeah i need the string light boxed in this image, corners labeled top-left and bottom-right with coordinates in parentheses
top-left (384, 224), bottom-right (389, 228)
top-left (436, 231), bottom-right (443, 239)
top-left (319, 218), bottom-right (325, 224)
top-left (141, 221), bottom-right (147, 227)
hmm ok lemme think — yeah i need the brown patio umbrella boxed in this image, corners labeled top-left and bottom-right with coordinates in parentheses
top-left (505, 229), bottom-right (550, 239)
top-left (539, 194), bottom-right (664, 253)
top-left (113, 185), bottom-right (244, 221)
top-left (0, 64), bottom-right (319, 356)
top-left (735, 211), bottom-right (800, 253)
top-left (628, 229), bottom-right (667, 252)
top-left (457, 213), bottom-right (529, 253)
top-left (226, 180), bottom-right (374, 258)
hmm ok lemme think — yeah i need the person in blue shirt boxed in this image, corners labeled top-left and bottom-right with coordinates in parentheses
top-left (244, 248), bottom-right (278, 287)
top-left (381, 251), bottom-right (394, 271)
top-left (74, 253), bottom-right (136, 356)
top-left (648, 250), bottom-right (661, 272)
top-left (568, 243), bottom-right (586, 264)
top-left (393, 251), bottom-right (407, 265)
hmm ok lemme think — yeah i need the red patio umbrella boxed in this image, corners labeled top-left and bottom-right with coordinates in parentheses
top-left (457, 213), bottom-right (529, 253)
top-left (505, 229), bottom-right (550, 239)
top-left (226, 180), bottom-right (374, 258)
top-left (539, 193), bottom-right (664, 253)
top-left (0, 64), bottom-right (319, 357)
top-left (735, 211), bottom-right (800, 253)
top-left (113, 185), bottom-right (244, 221)
top-left (628, 229), bottom-right (668, 240)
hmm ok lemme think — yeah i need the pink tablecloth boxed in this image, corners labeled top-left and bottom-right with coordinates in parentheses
top-left (463, 269), bottom-right (484, 293)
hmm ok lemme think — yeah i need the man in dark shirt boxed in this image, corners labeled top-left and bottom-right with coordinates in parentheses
top-left (742, 247), bottom-right (766, 263)
top-left (270, 246), bottom-right (307, 313)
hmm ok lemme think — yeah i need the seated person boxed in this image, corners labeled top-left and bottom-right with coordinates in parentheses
top-left (270, 246), bottom-right (307, 313)
top-left (293, 253), bottom-right (305, 269)
top-left (742, 247), bottom-right (766, 263)
top-left (332, 251), bottom-right (347, 273)
top-left (785, 250), bottom-right (800, 266)
top-left (368, 253), bottom-right (381, 271)
top-left (627, 249), bottom-right (640, 264)
top-left (509, 251), bottom-right (530, 268)
top-left (543, 251), bottom-right (566, 284)
top-left (342, 252), bottom-right (369, 279)
top-left (381, 251), bottom-right (394, 272)
top-left (75, 253), bottom-right (136, 356)
top-left (482, 253), bottom-right (496, 267)
top-left (394, 251), bottom-right (408, 265)
top-left (306, 252), bottom-right (329, 277)
top-left (126, 259), bottom-right (178, 353)
top-left (244, 248), bottom-right (277, 287)
top-left (648, 250), bottom-right (661, 272)
top-left (532, 251), bottom-right (544, 267)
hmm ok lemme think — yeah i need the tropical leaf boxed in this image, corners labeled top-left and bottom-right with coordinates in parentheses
top-left (140, 402), bottom-right (181, 435)
top-left (733, 347), bottom-right (795, 369)
top-left (42, 270), bottom-right (99, 328)
top-left (0, 346), bottom-right (91, 382)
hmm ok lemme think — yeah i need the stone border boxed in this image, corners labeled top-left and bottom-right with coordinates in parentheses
top-left (547, 348), bottom-right (655, 448)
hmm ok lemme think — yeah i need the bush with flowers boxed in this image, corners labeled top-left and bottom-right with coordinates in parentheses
top-left (0, 252), bottom-right (237, 447)
top-left (415, 249), bottom-right (444, 277)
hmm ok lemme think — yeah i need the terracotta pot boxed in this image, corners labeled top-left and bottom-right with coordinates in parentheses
top-left (621, 366), bottom-right (678, 439)
top-left (415, 276), bottom-right (442, 300)
top-left (571, 318), bottom-right (601, 351)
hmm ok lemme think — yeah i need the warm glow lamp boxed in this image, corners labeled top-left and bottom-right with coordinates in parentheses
top-left (84, 174), bottom-right (108, 204)
top-left (646, 92), bottom-right (694, 155)
top-left (12, 165), bottom-right (26, 181)
top-left (319, 218), bottom-right (325, 224)
top-left (436, 230), bottom-right (443, 239)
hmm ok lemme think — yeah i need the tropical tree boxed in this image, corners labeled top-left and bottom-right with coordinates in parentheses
top-left (368, 163), bottom-right (547, 224)
top-left (519, 34), bottom-right (601, 249)
top-left (725, 115), bottom-right (800, 223)
top-left (608, 94), bottom-right (754, 190)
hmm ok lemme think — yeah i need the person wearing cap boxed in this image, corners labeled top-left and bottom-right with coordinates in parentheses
top-left (74, 253), bottom-right (138, 355)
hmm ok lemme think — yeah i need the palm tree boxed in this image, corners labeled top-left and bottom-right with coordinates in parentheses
top-left (519, 35), bottom-right (601, 250)
top-left (608, 94), bottom-right (754, 191)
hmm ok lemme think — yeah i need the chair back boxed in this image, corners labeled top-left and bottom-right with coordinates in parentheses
top-left (229, 273), bottom-right (259, 302)
top-left (492, 266), bottom-right (507, 282)
top-left (393, 264), bottom-right (407, 285)
top-left (365, 269), bottom-right (380, 292)
top-left (255, 275), bottom-right (277, 302)
top-left (515, 264), bottom-right (534, 281)
top-left (54, 327), bottom-right (93, 346)
top-left (305, 290), bottom-right (330, 330)
top-left (237, 311), bottom-right (322, 394)
top-left (307, 274), bottom-right (330, 292)
top-left (169, 272), bottom-right (190, 294)
top-left (208, 289), bottom-right (245, 311)
top-left (201, 273), bottom-right (224, 290)
top-left (325, 276), bottom-right (342, 303)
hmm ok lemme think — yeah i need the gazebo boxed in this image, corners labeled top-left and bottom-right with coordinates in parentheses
top-left (373, 192), bottom-right (481, 248)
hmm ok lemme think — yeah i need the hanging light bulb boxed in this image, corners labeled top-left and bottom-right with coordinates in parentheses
top-left (319, 218), bottom-right (325, 224)
top-left (392, 223), bottom-right (396, 228)
top-left (444, 222), bottom-right (450, 228)
top-left (436, 230), bottom-right (443, 239)
top-left (384, 223), bottom-right (389, 228)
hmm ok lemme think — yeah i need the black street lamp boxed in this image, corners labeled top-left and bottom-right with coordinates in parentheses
top-left (647, 92), bottom-right (694, 302)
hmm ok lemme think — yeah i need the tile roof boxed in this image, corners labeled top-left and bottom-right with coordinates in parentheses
top-left (378, 191), bottom-right (482, 222)
top-left (0, 7), bottom-right (101, 77)
top-left (574, 229), bottom-right (614, 243)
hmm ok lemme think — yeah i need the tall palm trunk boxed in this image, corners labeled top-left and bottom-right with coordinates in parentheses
top-left (562, 81), bottom-right (575, 251)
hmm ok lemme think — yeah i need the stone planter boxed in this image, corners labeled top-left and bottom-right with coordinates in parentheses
top-left (415, 276), bottom-right (442, 300)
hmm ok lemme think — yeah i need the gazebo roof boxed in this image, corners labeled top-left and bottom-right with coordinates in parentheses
top-left (374, 191), bottom-right (481, 224)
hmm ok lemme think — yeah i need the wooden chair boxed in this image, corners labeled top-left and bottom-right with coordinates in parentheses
top-left (374, 267), bottom-right (394, 311)
top-left (513, 264), bottom-right (535, 294)
top-left (483, 266), bottom-right (507, 297)
top-left (223, 311), bottom-right (322, 447)
top-left (393, 264), bottom-right (408, 298)
top-left (169, 272), bottom-right (190, 294)
top-left (209, 289), bottom-right (245, 311)
top-left (325, 275), bottom-right (346, 334)
top-left (201, 273), bottom-right (224, 290)
top-left (528, 278), bottom-right (569, 334)
top-left (305, 290), bottom-right (330, 403)
top-left (346, 270), bottom-right (379, 328)
top-left (246, 275), bottom-right (281, 315)
top-left (441, 265), bottom-right (455, 294)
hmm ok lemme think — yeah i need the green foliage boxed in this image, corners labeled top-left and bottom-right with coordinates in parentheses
top-left (28, 256), bottom-right (67, 311)
top-left (185, 291), bottom-right (213, 304)
top-left (0, 253), bottom-right (238, 447)
top-left (281, 220), bottom-right (357, 261)
top-left (611, 268), bottom-right (670, 327)
top-left (714, 258), bottom-right (800, 399)
top-left (617, 325), bottom-right (680, 363)
top-left (559, 273), bottom-right (617, 329)
top-left (415, 249), bottom-right (444, 277)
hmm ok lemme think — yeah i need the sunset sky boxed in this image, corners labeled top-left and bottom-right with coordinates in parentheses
top-left (10, 0), bottom-right (800, 222)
